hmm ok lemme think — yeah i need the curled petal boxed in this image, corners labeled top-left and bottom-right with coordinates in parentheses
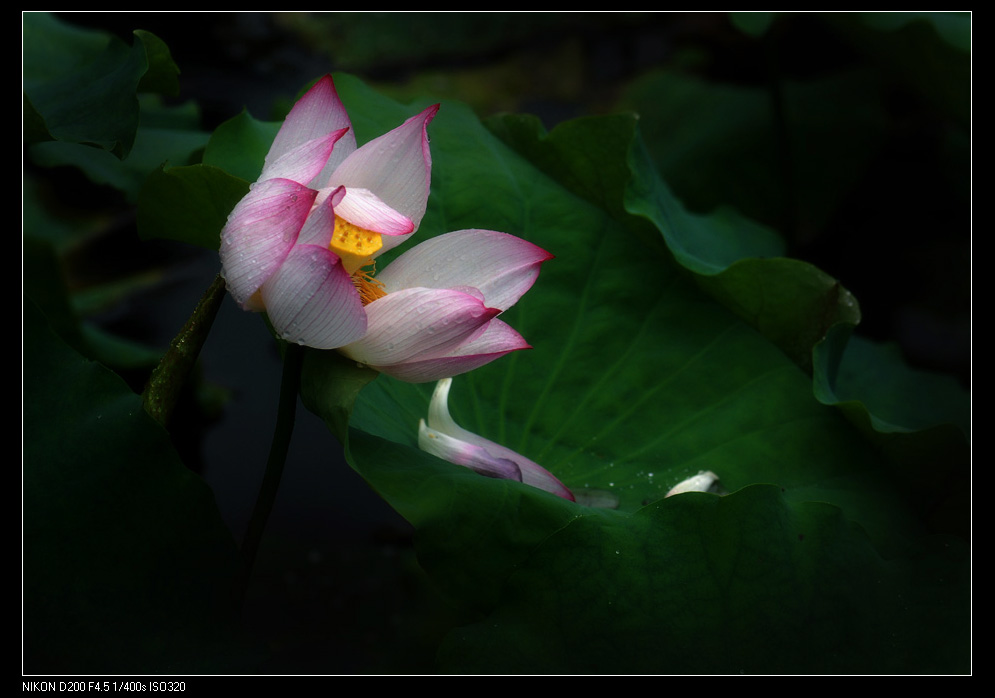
top-left (377, 229), bottom-right (553, 311)
top-left (219, 179), bottom-right (317, 309)
top-left (376, 318), bottom-right (529, 383)
top-left (296, 186), bottom-right (344, 247)
top-left (267, 75), bottom-right (356, 181)
top-left (423, 378), bottom-right (574, 500)
top-left (338, 287), bottom-right (499, 368)
top-left (259, 129), bottom-right (348, 186)
top-left (328, 104), bottom-right (439, 231)
top-left (259, 244), bottom-right (367, 349)
top-left (333, 187), bottom-right (415, 236)
top-left (418, 419), bottom-right (523, 482)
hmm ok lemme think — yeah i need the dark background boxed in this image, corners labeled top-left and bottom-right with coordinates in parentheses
top-left (32, 11), bottom-right (971, 673)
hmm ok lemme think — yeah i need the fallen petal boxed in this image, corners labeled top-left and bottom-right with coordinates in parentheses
top-left (418, 419), bottom-right (523, 482)
top-left (665, 470), bottom-right (721, 497)
top-left (423, 378), bottom-right (574, 500)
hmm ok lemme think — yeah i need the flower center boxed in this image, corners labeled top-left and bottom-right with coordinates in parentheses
top-left (330, 216), bottom-right (383, 274)
top-left (351, 264), bottom-right (387, 306)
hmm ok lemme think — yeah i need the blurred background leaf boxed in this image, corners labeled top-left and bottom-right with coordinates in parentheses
top-left (23, 12), bottom-right (181, 158)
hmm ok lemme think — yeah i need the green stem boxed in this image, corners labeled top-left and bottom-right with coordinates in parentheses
top-left (142, 273), bottom-right (227, 429)
top-left (237, 341), bottom-right (304, 605)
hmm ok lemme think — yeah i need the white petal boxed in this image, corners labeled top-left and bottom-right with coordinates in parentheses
top-left (338, 287), bottom-right (498, 367)
top-left (334, 187), bottom-right (414, 236)
top-left (665, 471), bottom-right (721, 497)
top-left (422, 378), bottom-right (574, 500)
top-left (378, 229), bottom-right (552, 311)
top-left (377, 319), bottom-right (528, 382)
top-left (418, 419), bottom-right (522, 482)
top-left (328, 104), bottom-right (439, 230)
top-left (259, 244), bottom-right (367, 349)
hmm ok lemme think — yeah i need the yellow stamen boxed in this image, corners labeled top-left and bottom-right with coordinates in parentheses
top-left (330, 216), bottom-right (383, 274)
top-left (352, 264), bottom-right (388, 306)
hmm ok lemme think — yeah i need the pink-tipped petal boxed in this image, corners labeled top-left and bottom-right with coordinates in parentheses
top-left (375, 318), bottom-right (530, 383)
top-left (377, 229), bottom-right (553, 311)
top-left (259, 244), bottom-right (367, 349)
top-left (418, 419), bottom-right (523, 482)
top-left (220, 179), bottom-right (317, 309)
top-left (370, 354), bottom-right (500, 384)
top-left (328, 104), bottom-right (439, 230)
top-left (424, 378), bottom-right (574, 500)
top-left (339, 287), bottom-right (499, 367)
top-left (259, 128), bottom-right (348, 186)
top-left (296, 186), bottom-right (344, 247)
top-left (267, 75), bottom-right (356, 176)
top-left (333, 187), bottom-right (415, 236)
top-left (446, 317), bottom-right (531, 357)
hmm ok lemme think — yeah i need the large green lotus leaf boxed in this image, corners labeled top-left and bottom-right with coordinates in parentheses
top-left (23, 300), bottom-right (260, 673)
top-left (437, 484), bottom-right (969, 674)
top-left (486, 109), bottom-right (857, 373)
top-left (23, 13), bottom-right (179, 158)
top-left (486, 97), bottom-right (967, 465)
top-left (812, 324), bottom-right (970, 537)
top-left (298, 78), bottom-right (968, 672)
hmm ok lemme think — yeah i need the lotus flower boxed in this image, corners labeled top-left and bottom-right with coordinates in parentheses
top-left (338, 228), bottom-right (551, 382)
top-left (419, 377), bottom-right (574, 500)
top-left (219, 75), bottom-right (548, 382)
top-left (220, 74), bottom-right (439, 350)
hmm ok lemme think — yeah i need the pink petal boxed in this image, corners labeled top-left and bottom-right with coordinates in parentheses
top-left (424, 378), bottom-right (574, 500)
top-left (296, 186), bottom-right (344, 247)
top-left (338, 286), bottom-right (499, 368)
top-left (267, 75), bottom-right (356, 181)
top-left (418, 419), bottom-right (523, 482)
top-left (327, 104), bottom-right (439, 231)
top-left (219, 179), bottom-right (317, 309)
top-left (259, 129), bottom-right (348, 186)
top-left (332, 187), bottom-right (415, 236)
top-left (377, 229), bottom-right (553, 311)
top-left (375, 318), bottom-right (529, 383)
top-left (259, 243), bottom-right (367, 349)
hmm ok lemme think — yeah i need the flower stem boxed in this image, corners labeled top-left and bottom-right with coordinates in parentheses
top-left (237, 341), bottom-right (303, 605)
top-left (142, 273), bottom-right (226, 429)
